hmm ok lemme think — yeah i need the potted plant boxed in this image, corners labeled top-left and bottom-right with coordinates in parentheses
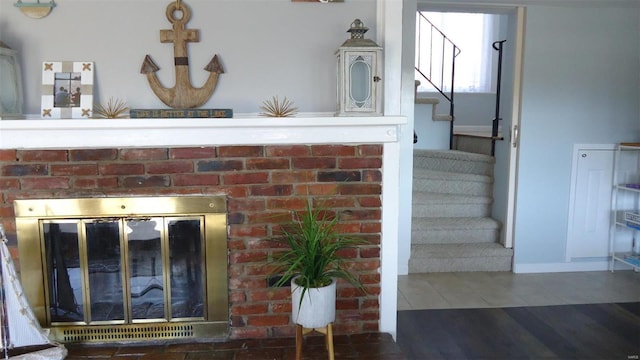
top-left (271, 199), bottom-right (365, 329)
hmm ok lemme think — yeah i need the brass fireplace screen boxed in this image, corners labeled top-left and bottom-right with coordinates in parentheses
top-left (13, 196), bottom-right (228, 343)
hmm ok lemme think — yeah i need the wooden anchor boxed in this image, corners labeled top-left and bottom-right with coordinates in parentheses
top-left (141, 0), bottom-right (223, 108)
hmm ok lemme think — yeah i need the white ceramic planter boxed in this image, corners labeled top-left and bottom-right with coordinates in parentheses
top-left (291, 276), bottom-right (336, 329)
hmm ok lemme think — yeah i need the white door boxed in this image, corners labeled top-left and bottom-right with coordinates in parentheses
top-left (567, 148), bottom-right (614, 259)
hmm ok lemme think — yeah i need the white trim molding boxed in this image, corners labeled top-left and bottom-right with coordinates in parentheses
top-left (0, 116), bottom-right (405, 149)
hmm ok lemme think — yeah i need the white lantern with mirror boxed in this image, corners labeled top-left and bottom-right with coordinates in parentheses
top-left (0, 42), bottom-right (24, 119)
top-left (336, 19), bottom-right (382, 116)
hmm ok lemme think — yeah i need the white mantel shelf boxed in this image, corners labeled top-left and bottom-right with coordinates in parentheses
top-left (0, 115), bottom-right (406, 150)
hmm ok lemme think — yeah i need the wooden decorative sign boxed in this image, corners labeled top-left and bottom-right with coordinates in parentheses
top-left (141, 0), bottom-right (224, 109)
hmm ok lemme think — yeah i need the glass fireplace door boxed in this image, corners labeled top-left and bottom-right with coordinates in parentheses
top-left (126, 217), bottom-right (166, 322)
top-left (167, 218), bottom-right (204, 320)
top-left (85, 220), bottom-right (126, 324)
top-left (43, 216), bottom-right (206, 326)
top-left (44, 221), bottom-right (85, 324)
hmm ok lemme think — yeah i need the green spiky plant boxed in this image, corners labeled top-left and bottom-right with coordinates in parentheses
top-left (271, 199), bottom-right (366, 306)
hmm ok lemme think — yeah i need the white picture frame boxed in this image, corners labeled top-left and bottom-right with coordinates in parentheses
top-left (41, 61), bottom-right (94, 119)
top-left (0, 43), bottom-right (24, 119)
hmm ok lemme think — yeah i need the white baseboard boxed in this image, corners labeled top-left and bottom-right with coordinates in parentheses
top-left (513, 260), bottom-right (633, 273)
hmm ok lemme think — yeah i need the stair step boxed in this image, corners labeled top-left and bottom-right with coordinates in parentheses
top-left (411, 217), bottom-right (501, 244)
top-left (453, 134), bottom-right (494, 156)
top-left (412, 192), bottom-right (492, 218)
top-left (414, 149), bottom-right (494, 164)
top-left (414, 150), bottom-right (494, 176)
top-left (411, 242), bottom-right (512, 258)
top-left (413, 192), bottom-right (493, 206)
top-left (413, 169), bottom-right (493, 196)
top-left (408, 243), bottom-right (513, 273)
top-left (433, 114), bottom-right (453, 122)
top-left (415, 97), bottom-right (439, 105)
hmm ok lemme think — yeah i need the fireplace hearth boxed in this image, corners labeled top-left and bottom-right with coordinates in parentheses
top-left (14, 196), bottom-right (228, 343)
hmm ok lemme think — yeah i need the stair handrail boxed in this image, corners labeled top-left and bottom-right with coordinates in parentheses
top-left (415, 12), bottom-right (461, 148)
top-left (491, 40), bottom-right (507, 157)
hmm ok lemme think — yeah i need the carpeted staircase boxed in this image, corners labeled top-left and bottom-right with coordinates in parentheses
top-left (410, 149), bottom-right (513, 272)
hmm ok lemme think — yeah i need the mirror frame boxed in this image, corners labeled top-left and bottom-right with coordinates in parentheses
top-left (0, 44), bottom-right (24, 119)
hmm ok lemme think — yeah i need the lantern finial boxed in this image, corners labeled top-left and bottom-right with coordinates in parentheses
top-left (347, 19), bottom-right (368, 40)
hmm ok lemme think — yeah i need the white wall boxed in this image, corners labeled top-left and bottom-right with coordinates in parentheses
top-left (0, 0), bottom-right (376, 115)
top-left (413, 102), bottom-right (450, 150)
top-left (513, 5), bottom-right (640, 270)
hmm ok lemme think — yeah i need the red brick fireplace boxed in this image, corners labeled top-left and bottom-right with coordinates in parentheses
top-left (0, 116), bottom-right (404, 342)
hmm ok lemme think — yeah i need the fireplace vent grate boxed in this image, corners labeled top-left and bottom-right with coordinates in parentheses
top-left (60, 323), bottom-right (195, 343)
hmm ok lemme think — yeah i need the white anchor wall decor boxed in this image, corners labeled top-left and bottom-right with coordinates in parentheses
top-left (141, 0), bottom-right (224, 109)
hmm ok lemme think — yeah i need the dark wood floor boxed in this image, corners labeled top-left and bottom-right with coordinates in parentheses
top-left (397, 302), bottom-right (640, 360)
top-left (65, 332), bottom-right (407, 359)
top-left (58, 302), bottom-right (640, 359)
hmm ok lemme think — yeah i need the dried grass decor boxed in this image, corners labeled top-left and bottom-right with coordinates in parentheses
top-left (260, 96), bottom-right (298, 117)
top-left (93, 97), bottom-right (129, 119)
